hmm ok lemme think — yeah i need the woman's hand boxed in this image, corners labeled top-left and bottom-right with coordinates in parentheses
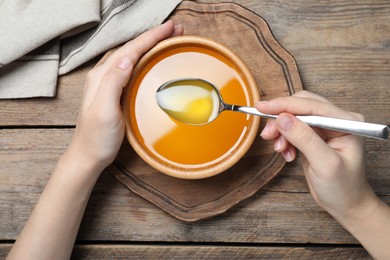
top-left (256, 91), bottom-right (376, 218)
top-left (256, 90), bottom-right (390, 259)
top-left (6, 21), bottom-right (184, 260)
top-left (67, 20), bottom-right (183, 172)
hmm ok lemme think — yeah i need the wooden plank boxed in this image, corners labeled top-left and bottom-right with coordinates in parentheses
top-left (221, 0), bottom-right (390, 124)
top-left (0, 0), bottom-right (389, 126)
top-left (0, 58), bottom-right (96, 126)
top-left (0, 244), bottom-right (371, 259)
top-left (1, 128), bottom-right (389, 244)
top-left (70, 245), bottom-right (371, 259)
top-left (2, 128), bottom-right (387, 200)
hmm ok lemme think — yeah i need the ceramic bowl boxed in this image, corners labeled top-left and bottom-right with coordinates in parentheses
top-left (122, 36), bottom-right (260, 179)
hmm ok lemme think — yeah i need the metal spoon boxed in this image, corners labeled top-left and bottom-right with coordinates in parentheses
top-left (156, 78), bottom-right (389, 140)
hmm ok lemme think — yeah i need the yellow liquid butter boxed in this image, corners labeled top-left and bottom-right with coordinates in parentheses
top-left (156, 79), bottom-right (220, 125)
top-left (129, 46), bottom-right (252, 168)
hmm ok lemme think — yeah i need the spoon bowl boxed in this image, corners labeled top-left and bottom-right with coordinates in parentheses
top-left (156, 78), bottom-right (223, 125)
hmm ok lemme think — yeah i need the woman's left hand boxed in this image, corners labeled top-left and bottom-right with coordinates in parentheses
top-left (67, 20), bottom-right (183, 172)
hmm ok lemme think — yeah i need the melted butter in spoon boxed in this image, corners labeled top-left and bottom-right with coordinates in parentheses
top-left (156, 79), bottom-right (221, 125)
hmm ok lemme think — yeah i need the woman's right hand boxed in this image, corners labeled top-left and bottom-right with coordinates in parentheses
top-left (256, 91), bottom-right (377, 219)
top-left (256, 91), bottom-right (390, 259)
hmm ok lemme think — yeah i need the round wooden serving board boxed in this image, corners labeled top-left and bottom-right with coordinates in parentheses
top-left (107, 1), bottom-right (303, 222)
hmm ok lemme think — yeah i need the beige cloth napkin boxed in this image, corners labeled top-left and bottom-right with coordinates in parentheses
top-left (0, 0), bottom-right (181, 99)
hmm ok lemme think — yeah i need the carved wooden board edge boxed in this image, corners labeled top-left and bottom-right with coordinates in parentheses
top-left (177, 1), bottom-right (303, 96)
top-left (108, 153), bottom-right (286, 222)
top-left (107, 1), bottom-right (303, 222)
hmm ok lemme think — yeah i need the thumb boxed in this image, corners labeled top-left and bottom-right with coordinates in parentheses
top-left (92, 56), bottom-right (133, 111)
top-left (275, 113), bottom-right (335, 166)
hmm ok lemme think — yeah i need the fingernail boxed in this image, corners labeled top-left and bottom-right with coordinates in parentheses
top-left (255, 101), bottom-right (268, 109)
top-left (116, 56), bottom-right (131, 70)
top-left (260, 123), bottom-right (271, 136)
top-left (282, 149), bottom-right (294, 162)
top-left (274, 136), bottom-right (283, 151)
top-left (277, 114), bottom-right (293, 131)
top-left (163, 20), bottom-right (173, 25)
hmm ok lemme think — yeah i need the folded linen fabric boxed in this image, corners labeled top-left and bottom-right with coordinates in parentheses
top-left (0, 0), bottom-right (181, 99)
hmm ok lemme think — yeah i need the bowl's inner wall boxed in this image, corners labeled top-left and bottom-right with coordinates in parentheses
top-left (128, 44), bottom-right (255, 169)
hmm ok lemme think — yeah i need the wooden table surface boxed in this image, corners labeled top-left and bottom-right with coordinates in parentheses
top-left (1, 0), bottom-right (389, 259)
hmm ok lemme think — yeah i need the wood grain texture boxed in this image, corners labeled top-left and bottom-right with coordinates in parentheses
top-left (0, 244), bottom-right (370, 259)
top-left (70, 245), bottom-right (370, 259)
top-left (1, 0), bottom-right (388, 126)
top-left (1, 0), bottom-right (390, 258)
top-left (0, 129), bottom-right (389, 244)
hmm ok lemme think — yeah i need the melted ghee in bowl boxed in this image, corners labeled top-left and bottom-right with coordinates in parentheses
top-left (129, 46), bottom-right (253, 168)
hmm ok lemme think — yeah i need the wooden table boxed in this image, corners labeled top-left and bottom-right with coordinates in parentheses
top-left (1, 0), bottom-right (389, 258)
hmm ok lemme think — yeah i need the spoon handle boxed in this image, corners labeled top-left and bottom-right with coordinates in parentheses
top-left (237, 106), bottom-right (389, 140)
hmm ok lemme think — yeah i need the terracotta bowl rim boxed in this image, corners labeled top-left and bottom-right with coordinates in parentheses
top-left (122, 35), bottom-right (260, 179)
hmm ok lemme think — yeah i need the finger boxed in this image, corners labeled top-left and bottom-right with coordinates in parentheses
top-left (271, 135), bottom-right (296, 162)
top-left (102, 20), bottom-right (179, 70)
top-left (281, 145), bottom-right (296, 162)
top-left (274, 135), bottom-right (289, 153)
top-left (90, 56), bottom-right (133, 113)
top-left (275, 113), bottom-right (337, 167)
top-left (260, 119), bottom-right (280, 140)
top-left (171, 24), bottom-right (184, 37)
top-left (255, 95), bottom-right (359, 121)
top-left (293, 90), bottom-right (332, 104)
top-left (261, 120), bottom-right (297, 162)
